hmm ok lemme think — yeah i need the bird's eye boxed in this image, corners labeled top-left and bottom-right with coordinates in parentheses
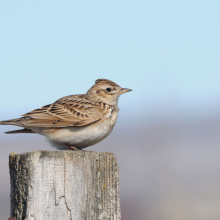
top-left (106, 88), bottom-right (112, 92)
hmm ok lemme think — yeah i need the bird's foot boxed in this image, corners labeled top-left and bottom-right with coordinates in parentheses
top-left (66, 145), bottom-right (81, 150)
top-left (70, 146), bottom-right (81, 150)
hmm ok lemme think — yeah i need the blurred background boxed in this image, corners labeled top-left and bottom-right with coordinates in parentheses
top-left (1, 1), bottom-right (220, 219)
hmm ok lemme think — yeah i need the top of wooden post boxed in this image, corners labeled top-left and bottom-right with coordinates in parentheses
top-left (9, 150), bottom-right (121, 220)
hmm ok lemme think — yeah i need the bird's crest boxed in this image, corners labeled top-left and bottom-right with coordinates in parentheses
top-left (95, 79), bottom-right (119, 87)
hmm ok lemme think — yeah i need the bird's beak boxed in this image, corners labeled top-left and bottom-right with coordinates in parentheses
top-left (119, 88), bottom-right (133, 94)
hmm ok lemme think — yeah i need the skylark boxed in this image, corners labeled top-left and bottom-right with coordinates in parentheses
top-left (0, 79), bottom-right (132, 150)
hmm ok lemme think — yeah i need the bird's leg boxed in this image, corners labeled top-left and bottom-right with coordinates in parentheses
top-left (70, 146), bottom-right (81, 150)
top-left (66, 144), bottom-right (81, 150)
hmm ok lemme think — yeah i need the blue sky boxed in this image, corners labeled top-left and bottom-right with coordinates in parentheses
top-left (1, 2), bottom-right (220, 219)
top-left (0, 0), bottom-right (220, 119)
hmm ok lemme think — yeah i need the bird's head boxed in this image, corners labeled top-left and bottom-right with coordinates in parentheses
top-left (85, 79), bottom-right (132, 106)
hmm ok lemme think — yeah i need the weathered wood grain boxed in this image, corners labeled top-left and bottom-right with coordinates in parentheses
top-left (9, 151), bottom-right (121, 220)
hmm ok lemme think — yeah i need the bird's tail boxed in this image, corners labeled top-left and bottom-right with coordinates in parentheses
top-left (5, 128), bottom-right (35, 134)
top-left (0, 119), bottom-right (35, 134)
top-left (0, 118), bottom-right (24, 126)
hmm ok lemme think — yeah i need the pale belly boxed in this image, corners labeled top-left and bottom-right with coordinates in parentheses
top-left (29, 111), bottom-right (118, 149)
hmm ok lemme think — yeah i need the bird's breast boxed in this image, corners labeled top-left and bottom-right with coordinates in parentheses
top-left (38, 110), bottom-right (118, 148)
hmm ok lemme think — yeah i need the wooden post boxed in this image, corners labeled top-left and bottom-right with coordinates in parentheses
top-left (9, 151), bottom-right (121, 220)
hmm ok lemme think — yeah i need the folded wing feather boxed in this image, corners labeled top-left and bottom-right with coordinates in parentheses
top-left (2, 95), bottom-right (103, 128)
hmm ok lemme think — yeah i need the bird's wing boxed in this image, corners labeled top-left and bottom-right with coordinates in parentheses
top-left (3, 95), bottom-right (103, 127)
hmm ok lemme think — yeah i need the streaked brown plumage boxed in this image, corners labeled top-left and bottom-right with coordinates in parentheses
top-left (0, 79), bottom-right (132, 150)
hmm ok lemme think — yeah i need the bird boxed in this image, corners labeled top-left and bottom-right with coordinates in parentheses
top-left (0, 79), bottom-right (132, 150)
